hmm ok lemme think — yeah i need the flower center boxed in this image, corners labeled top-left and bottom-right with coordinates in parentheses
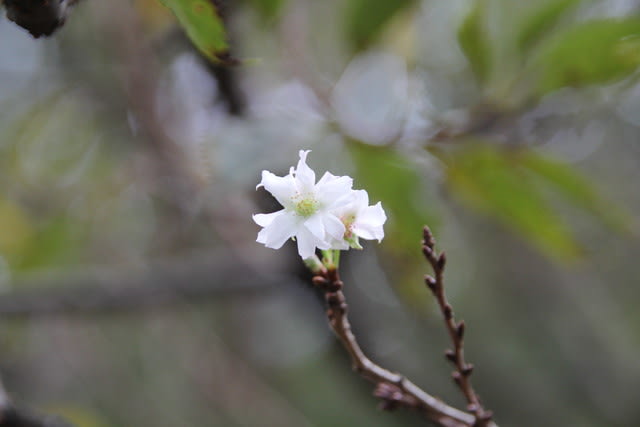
top-left (341, 213), bottom-right (356, 238)
top-left (294, 197), bottom-right (319, 217)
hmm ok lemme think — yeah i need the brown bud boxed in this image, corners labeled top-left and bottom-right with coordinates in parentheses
top-left (444, 349), bottom-right (456, 363)
top-left (424, 275), bottom-right (437, 291)
top-left (451, 371), bottom-right (462, 386)
top-left (312, 276), bottom-right (327, 287)
top-left (456, 320), bottom-right (465, 339)
top-left (422, 245), bottom-right (433, 258)
top-left (462, 364), bottom-right (474, 376)
top-left (443, 304), bottom-right (453, 320)
top-left (327, 280), bottom-right (343, 292)
top-left (437, 251), bottom-right (447, 270)
top-left (422, 226), bottom-right (435, 246)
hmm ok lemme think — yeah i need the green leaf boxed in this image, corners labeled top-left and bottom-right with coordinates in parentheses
top-left (348, 142), bottom-right (438, 251)
top-left (458, 0), bottom-right (491, 84)
top-left (444, 145), bottom-right (580, 260)
top-left (246, 0), bottom-right (287, 23)
top-left (516, 0), bottom-right (582, 53)
top-left (519, 151), bottom-right (632, 233)
top-left (16, 216), bottom-right (81, 273)
top-left (345, 0), bottom-right (416, 50)
top-left (159, 0), bottom-right (233, 64)
top-left (532, 18), bottom-right (640, 95)
top-left (348, 142), bottom-right (439, 308)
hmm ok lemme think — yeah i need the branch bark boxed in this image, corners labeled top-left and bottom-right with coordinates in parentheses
top-left (312, 264), bottom-right (496, 427)
top-left (422, 226), bottom-right (493, 425)
top-left (0, 251), bottom-right (290, 319)
top-left (3, 0), bottom-right (78, 37)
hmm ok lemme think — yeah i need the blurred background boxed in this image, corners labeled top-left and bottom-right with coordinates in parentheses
top-left (0, 0), bottom-right (639, 425)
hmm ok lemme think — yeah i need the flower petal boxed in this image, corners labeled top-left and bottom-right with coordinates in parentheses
top-left (352, 189), bottom-right (369, 208)
top-left (316, 175), bottom-right (353, 206)
top-left (316, 171), bottom-right (339, 186)
top-left (258, 212), bottom-right (299, 249)
top-left (353, 202), bottom-right (386, 241)
top-left (253, 210), bottom-right (284, 227)
top-left (294, 150), bottom-right (316, 191)
top-left (296, 226), bottom-right (325, 259)
top-left (303, 214), bottom-right (326, 240)
top-left (258, 171), bottom-right (296, 208)
top-left (323, 213), bottom-right (346, 240)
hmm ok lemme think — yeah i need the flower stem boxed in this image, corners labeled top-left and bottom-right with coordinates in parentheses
top-left (304, 255), bottom-right (326, 274)
top-left (321, 250), bottom-right (341, 270)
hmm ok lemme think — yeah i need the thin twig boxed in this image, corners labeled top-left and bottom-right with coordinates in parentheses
top-left (312, 267), bottom-right (493, 427)
top-left (421, 226), bottom-right (493, 426)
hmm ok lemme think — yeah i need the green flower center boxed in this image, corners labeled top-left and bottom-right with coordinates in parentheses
top-left (294, 197), bottom-right (319, 217)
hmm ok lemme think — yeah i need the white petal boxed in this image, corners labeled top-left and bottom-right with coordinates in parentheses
top-left (296, 226), bottom-right (324, 259)
top-left (323, 214), bottom-right (346, 240)
top-left (330, 238), bottom-right (349, 250)
top-left (352, 189), bottom-right (369, 208)
top-left (303, 214), bottom-right (326, 240)
top-left (316, 175), bottom-right (353, 206)
top-left (294, 150), bottom-right (316, 191)
top-left (353, 202), bottom-right (386, 241)
top-left (253, 210), bottom-right (284, 227)
top-left (317, 171), bottom-right (339, 185)
top-left (259, 212), bottom-right (299, 249)
top-left (258, 171), bottom-right (296, 208)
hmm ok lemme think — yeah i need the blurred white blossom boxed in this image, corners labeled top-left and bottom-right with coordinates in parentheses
top-left (331, 51), bottom-right (408, 145)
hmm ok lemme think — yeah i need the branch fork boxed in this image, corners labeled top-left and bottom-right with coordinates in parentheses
top-left (311, 231), bottom-right (497, 427)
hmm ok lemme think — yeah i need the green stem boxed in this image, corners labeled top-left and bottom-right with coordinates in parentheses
top-left (321, 249), bottom-right (341, 270)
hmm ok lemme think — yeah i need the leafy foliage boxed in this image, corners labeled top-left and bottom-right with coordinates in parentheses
top-left (518, 151), bottom-right (632, 233)
top-left (457, 0), bottom-right (492, 84)
top-left (515, 0), bottom-right (582, 53)
top-left (345, 0), bottom-right (417, 50)
top-left (348, 142), bottom-right (437, 251)
top-left (531, 18), bottom-right (640, 95)
top-left (442, 144), bottom-right (630, 260)
top-left (349, 142), bottom-right (438, 305)
top-left (158, 0), bottom-right (232, 63)
top-left (245, 0), bottom-right (287, 22)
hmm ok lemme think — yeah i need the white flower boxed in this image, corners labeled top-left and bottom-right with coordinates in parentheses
top-left (253, 150), bottom-right (353, 259)
top-left (332, 189), bottom-right (386, 249)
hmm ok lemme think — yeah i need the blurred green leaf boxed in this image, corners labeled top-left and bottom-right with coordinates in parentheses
top-left (246, 0), bottom-right (287, 23)
top-left (516, 0), bottom-right (582, 53)
top-left (345, 0), bottom-right (416, 50)
top-left (159, 0), bottom-right (232, 63)
top-left (519, 151), bottom-right (632, 233)
top-left (348, 143), bottom-right (437, 250)
top-left (458, 0), bottom-right (491, 84)
top-left (16, 216), bottom-right (81, 273)
top-left (349, 142), bottom-right (438, 308)
top-left (0, 199), bottom-right (33, 260)
top-left (443, 145), bottom-right (580, 260)
top-left (533, 18), bottom-right (640, 95)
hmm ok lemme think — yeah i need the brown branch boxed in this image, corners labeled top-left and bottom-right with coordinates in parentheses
top-left (312, 267), bottom-right (489, 427)
top-left (0, 378), bottom-right (75, 427)
top-left (421, 226), bottom-right (493, 426)
top-left (0, 251), bottom-right (289, 319)
top-left (2, 0), bottom-right (80, 38)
